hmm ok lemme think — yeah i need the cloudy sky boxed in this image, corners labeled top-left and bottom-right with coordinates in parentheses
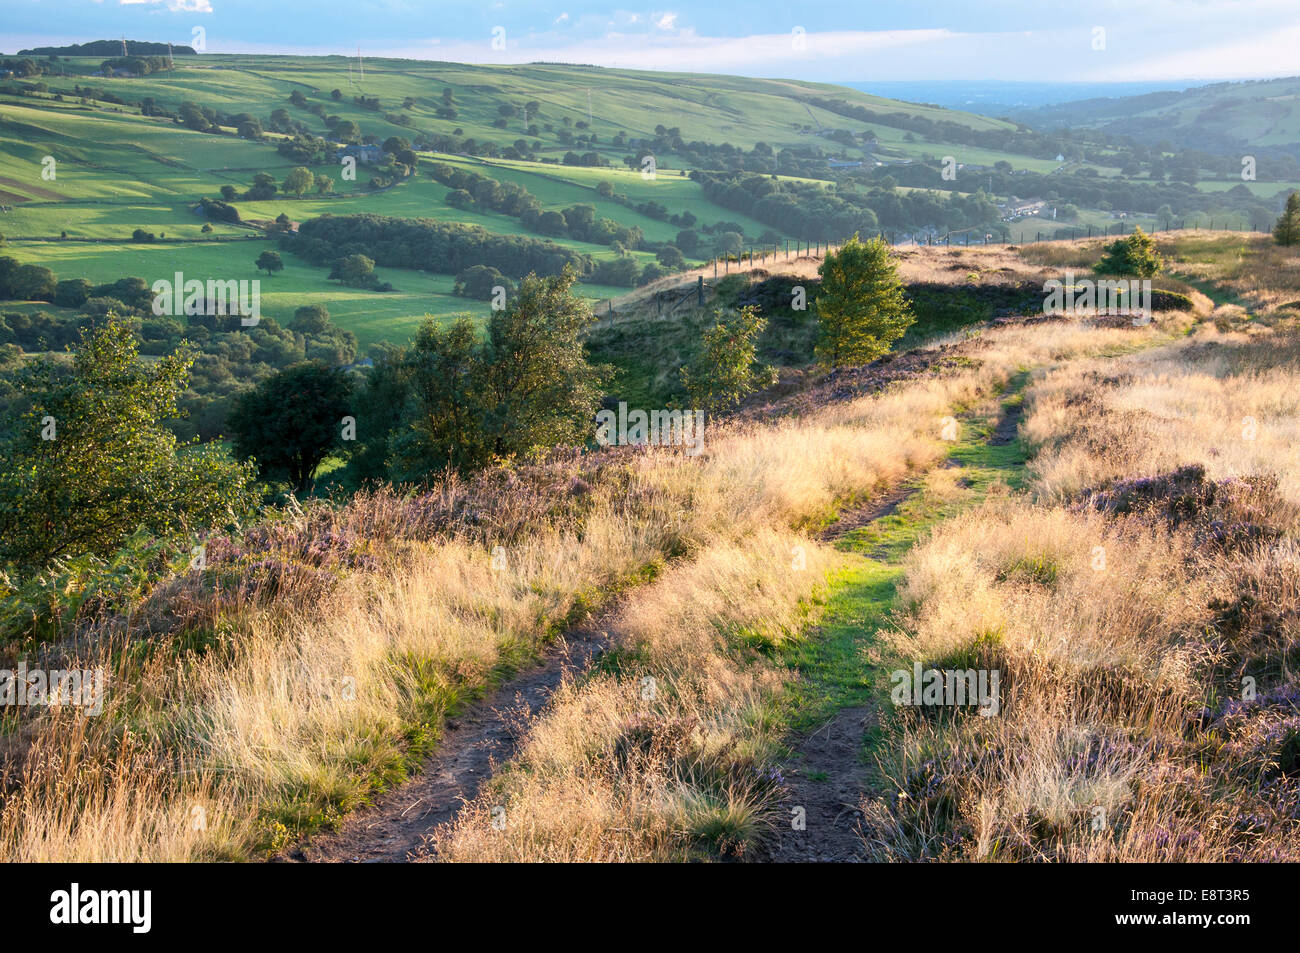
top-left (3, 0), bottom-right (1299, 83)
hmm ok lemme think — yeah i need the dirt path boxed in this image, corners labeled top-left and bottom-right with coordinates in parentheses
top-left (284, 372), bottom-right (1028, 864)
top-left (764, 702), bottom-right (880, 862)
top-left (765, 488), bottom-right (920, 863)
top-left (279, 623), bottom-right (611, 863)
top-left (764, 391), bottom-right (1025, 863)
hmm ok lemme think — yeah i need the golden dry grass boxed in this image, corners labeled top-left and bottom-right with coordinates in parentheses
top-left (0, 244), bottom-right (1196, 863)
top-left (864, 272), bottom-right (1300, 861)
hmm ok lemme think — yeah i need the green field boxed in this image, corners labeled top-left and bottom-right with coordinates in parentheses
top-left (6, 52), bottom-right (1277, 351)
top-left (0, 54), bottom-right (1060, 348)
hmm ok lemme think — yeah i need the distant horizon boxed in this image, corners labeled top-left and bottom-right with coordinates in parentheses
top-left (3, 41), bottom-right (1294, 94)
top-left (4, 0), bottom-right (1300, 83)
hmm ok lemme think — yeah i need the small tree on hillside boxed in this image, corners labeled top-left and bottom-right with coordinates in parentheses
top-left (228, 361), bottom-right (354, 495)
top-left (283, 166), bottom-right (314, 197)
top-left (480, 266), bottom-right (610, 457)
top-left (681, 305), bottom-right (775, 412)
top-left (1094, 226), bottom-right (1162, 277)
top-left (1274, 192), bottom-right (1300, 247)
top-left (255, 250), bottom-right (283, 276)
top-left (391, 266), bottom-right (609, 480)
top-left (0, 316), bottom-right (257, 572)
top-left (814, 234), bottom-right (914, 368)
top-left (290, 304), bottom-right (331, 334)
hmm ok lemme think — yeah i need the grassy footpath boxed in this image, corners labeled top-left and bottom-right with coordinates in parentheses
top-left (778, 378), bottom-right (1032, 743)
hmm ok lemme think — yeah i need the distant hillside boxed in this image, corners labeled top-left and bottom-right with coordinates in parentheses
top-left (1012, 76), bottom-right (1300, 158)
top-left (18, 40), bottom-right (197, 57)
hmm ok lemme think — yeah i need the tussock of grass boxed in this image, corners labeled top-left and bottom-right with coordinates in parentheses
top-left (864, 301), bottom-right (1300, 861)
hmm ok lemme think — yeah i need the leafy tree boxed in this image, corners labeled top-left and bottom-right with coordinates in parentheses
top-left (393, 267), bottom-right (608, 478)
top-left (342, 342), bottom-right (411, 484)
top-left (717, 231), bottom-right (743, 256)
top-left (814, 234), bottom-right (914, 368)
top-left (53, 278), bottom-right (91, 308)
top-left (454, 264), bottom-right (513, 301)
top-left (681, 305), bottom-right (775, 412)
top-left (256, 250), bottom-right (284, 276)
top-left (391, 318), bottom-right (486, 478)
top-left (656, 245), bottom-right (686, 270)
top-left (1094, 226), bottom-right (1162, 277)
top-left (334, 119), bottom-right (361, 144)
top-left (283, 166), bottom-right (315, 197)
top-left (1274, 191), bottom-right (1300, 247)
top-left (0, 316), bottom-right (257, 571)
top-left (477, 267), bottom-right (608, 458)
top-left (10, 264), bottom-right (56, 301)
top-left (246, 172), bottom-right (277, 200)
top-left (639, 262), bottom-right (666, 286)
top-left (329, 253), bottom-right (375, 285)
top-left (290, 304), bottom-right (331, 334)
top-left (228, 361), bottom-right (353, 494)
top-left (315, 173), bottom-right (334, 194)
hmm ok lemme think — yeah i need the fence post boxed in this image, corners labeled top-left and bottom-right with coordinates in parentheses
top-left (697, 275), bottom-right (704, 307)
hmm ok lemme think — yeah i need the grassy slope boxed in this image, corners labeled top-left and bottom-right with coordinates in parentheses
top-left (0, 54), bottom-right (1156, 348)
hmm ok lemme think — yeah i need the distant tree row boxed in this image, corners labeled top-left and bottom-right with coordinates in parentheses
top-left (285, 214), bottom-right (589, 282)
top-left (430, 162), bottom-right (644, 248)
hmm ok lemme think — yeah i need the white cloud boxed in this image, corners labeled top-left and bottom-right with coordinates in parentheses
top-left (655, 12), bottom-right (678, 31)
top-left (119, 0), bottom-right (213, 11)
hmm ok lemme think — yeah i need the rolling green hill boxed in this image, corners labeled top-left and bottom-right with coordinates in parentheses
top-left (1013, 76), bottom-right (1300, 158)
top-left (0, 52), bottom-right (1055, 346)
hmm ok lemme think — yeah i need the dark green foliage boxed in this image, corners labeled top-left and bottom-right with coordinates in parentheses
top-left (256, 250), bottom-right (284, 276)
top-left (815, 234), bottom-right (914, 368)
top-left (1274, 192), bottom-right (1300, 247)
top-left (228, 361), bottom-right (354, 495)
top-left (454, 265), bottom-right (514, 301)
top-left (390, 267), bottom-right (608, 479)
top-left (0, 316), bottom-right (257, 573)
top-left (287, 214), bottom-right (589, 282)
top-left (681, 305), bottom-right (775, 412)
top-left (1094, 226), bottom-right (1162, 277)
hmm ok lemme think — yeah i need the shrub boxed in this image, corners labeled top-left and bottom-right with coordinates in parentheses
top-left (1094, 226), bottom-right (1162, 277)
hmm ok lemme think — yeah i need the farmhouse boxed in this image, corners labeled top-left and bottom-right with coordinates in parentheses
top-left (338, 143), bottom-right (385, 165)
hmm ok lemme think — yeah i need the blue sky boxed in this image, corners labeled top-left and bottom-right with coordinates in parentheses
top-left (3, 0), bottom-right (1299, 82)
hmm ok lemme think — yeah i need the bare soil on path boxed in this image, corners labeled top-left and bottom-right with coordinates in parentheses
top-left (279, 623), bottom-right (611, 863)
